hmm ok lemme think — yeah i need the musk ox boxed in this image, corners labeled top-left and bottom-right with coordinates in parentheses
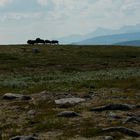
top-left (51, 40), bottom-right (59, 45)
top-left (27, 38), bottom-right (59, 45)
top-left (35, 38), bottom-right (45, 44)
top-left (27, 40), bottom-right (36, 45)
top-left (45, 40), bottom-right (51, 44)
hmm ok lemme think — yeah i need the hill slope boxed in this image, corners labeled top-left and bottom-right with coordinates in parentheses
top-left (75, 32), bottom-right (140, 45)
top-left (115, 40), bottom-right (140, 46)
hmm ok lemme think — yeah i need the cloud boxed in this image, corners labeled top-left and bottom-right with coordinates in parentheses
top-left (37, 0), bottom-right (48, 6)
top-left (2, 0), bottom-right (139, 23)
top-left (0, 12), bottom-right (43, 21)
top-left (0, 0), bottom-right (12, 6)
top-left (8, 0), bottom-right (138, 39)
top-left (36, 0), bottom-right (140, 22)
top-left (0, 0), bottom-right (140, 44)
top-left (121, 0), bottom-right (140, 12)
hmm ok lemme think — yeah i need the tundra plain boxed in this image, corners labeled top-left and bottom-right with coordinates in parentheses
top-left (0, 45), bottom-right (140, 140)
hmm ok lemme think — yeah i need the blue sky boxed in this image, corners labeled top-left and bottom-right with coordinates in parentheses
top-left (0, 0), bottom-right (140, 44)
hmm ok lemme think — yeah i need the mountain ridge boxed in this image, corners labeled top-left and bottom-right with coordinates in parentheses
top-left (59, 24), bottom-right (140, 44)
top-left (74, 32), bottom-right (140, 45)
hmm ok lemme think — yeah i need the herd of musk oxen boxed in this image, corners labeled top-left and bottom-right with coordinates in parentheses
top-left (27, 38), bottom-right (59, 45)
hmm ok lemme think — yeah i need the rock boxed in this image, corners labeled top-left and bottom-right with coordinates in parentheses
top-left (40, 90), bottom-right (47, 94)
top-left (123, 116), bottom-right (140, 124)
top-left (90, 104), bottom-right (134, 112)
top-left (104, 136), bottom-right (114, 140)
top-left (10, 135), bottom-right (37, 140)
top-left (3, 93), bottom-right (31, 100)
top-left (32, 48), bottom-right (40, 53)
top-left (102, 127), bottom-right (140, 137)
top-left (55, 98), bottom-right (85, 106)
top-left (56, 111), bottom-right (80, 117)
top-left (82, 95), bottom-right (92, 99)
top-left (20, 96), bottom-right (31, 100)
top-left (27, 110), bottom-right (36, 117)
top-left (108, 112), bottom-right (121, 119)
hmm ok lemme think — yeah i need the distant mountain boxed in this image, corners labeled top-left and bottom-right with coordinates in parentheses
top-left (75, 32), bottom-right (140, 45)
top-left (88, 24), bottom-right (140, 38)
top-left (59, 24), bottom-right (140, 44)
top-left (115, 40), bottom-right (140, 46)
top-left (58, 34), bottom-right (85, 44)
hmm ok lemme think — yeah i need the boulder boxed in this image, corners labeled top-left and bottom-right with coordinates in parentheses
top-left (55, 98), bottom-right (85, 106)
top-left (56, 111), bottom-right (80, 117)
top-left (123, 116), bottom-right (140, 124)
top-left (3, 93), bottom-right (31, 100)
top-left (102, 127), bottom-right (140, 137)
top-left (104, 136), bottom-right (114, 140)
top-left (90, 104), bottom-right (134, 112)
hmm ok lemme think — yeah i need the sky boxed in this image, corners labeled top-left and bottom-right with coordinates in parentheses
top-left (0, 0), bottom-right (140, 44)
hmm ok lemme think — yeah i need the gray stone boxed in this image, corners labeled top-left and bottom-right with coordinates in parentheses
top-left (104, 136), bottom-right (114, 140)
top-left (56, 111), bottom-right (80, 117)
top-left (102, 127), bottom-right (140, 137)
top-left (108, 112), bottom-right (121, 119)
top-left (20, 96), bottom-right (31, 100)
top-left (27, 110), bottom-right (36, 116)
top-left (90, 104), bottom-right (134, 112)
top-left (32, 48), bottom-right (40, 53)
top-left (3, 93), bottom-right (31, 100)
top-left (123, 116), bottom-right (140, 124)
top-left (55, 98), bottom-right (85, 106)
top-left (10, 135), bottom-right (37, 140)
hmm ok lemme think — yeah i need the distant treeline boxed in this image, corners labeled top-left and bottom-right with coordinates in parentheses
top-left (27, 38), bottom-right (59, 45)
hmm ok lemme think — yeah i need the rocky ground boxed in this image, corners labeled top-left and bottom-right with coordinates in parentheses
top-left (0, 88), bottom-right (140, 140)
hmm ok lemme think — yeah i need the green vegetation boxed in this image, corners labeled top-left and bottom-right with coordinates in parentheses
top-left (0, 45), bottom-right (140, 93)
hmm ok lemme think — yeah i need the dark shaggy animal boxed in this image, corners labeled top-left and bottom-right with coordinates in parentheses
top-left (35, 38), bottom-right (45, 44)
top-left (45, 40), bottom-right (51, 44)
top-left (51, 40), bottom-right (59, 45)
top-left (27, 40), bottom-right (36, 45)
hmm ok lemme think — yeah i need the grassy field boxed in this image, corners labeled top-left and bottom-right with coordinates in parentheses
top-left (0, 45), bottom-right (140, 93)
top-left (0, 45), bottom-right (140, 140)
